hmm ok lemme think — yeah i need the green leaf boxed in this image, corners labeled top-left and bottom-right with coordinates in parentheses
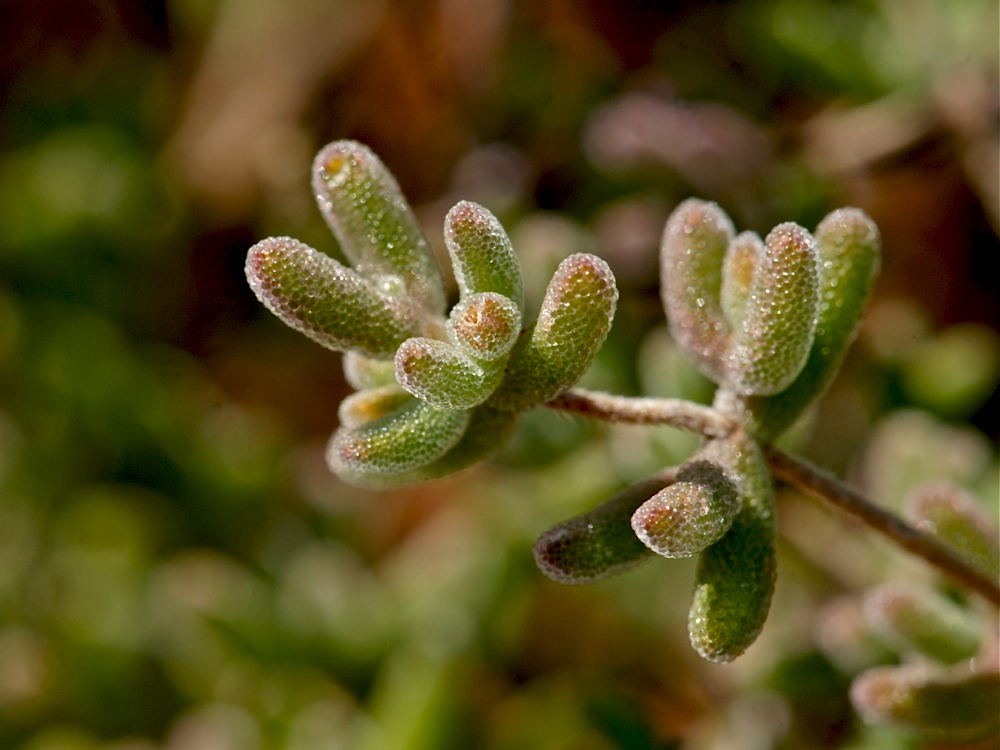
top-left (489, 253), bottom-right (617, 412)
top-left (534, 477), bottom-right (669, 585)
top-left (327, 398), bottom-right (469, 479)
top-left (246, 236), bottom-right (417, 358)
top-left (338, 384), bottom-right (412, 429)
top-left (688, 431), bottom-right (776, 662)
top-left (729, 222), bottom-right (819, 396)
top-left (445, 200), bottom-right (524, 310)
top-left (851, 666), bottom-right (1000, 742)
top-left (447, 292), bottom-right (521, 362)
top-left (332, 405), bottom-right (520, 488)
top-left (394, 337), bottom-right (504, 409)
top-left (632, 459), bottom-right (740, 559)
top-left (744, 208), bottom-right (880, 439)
top-left (660, 199), bottom-right (734, 384)
top-left (905, 483), bottom-right (999, 582)
top-left (343, 351), bottom-right (398, 389)
top-left (720, 231), bottom-right (762, 329)
top-left (862, 583), bottom-right (982, 665)
top-left (312, 140), bottom-right (446, 317)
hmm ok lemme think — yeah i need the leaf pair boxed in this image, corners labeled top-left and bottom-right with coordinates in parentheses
top-left (535, 429), bottom-right (776, 662)
top-left (661, 199), bottom-right (880, 440)
top-left (247, 141), bottom-right (618, 487)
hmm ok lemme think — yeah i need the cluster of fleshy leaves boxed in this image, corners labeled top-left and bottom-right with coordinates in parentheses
top-left (246, 141), bottom-right (882, 665)
top-left (820, 482), bottom-right (1000, 742)
top-left (246, 141), bottom-right (617, 489)
top-left (535, 198), bottom-right (880, 662)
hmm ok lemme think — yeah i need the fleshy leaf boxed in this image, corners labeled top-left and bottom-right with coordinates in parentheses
top-left (332, 405), bottom-right (520, 488)
top-left (632, 459), bottom-right (740, 559)
top-left (720, 231), bottom-right (762, 329)
top-left (445, 201), bottom-right (524, 310)
top-left (534, 477), bottom-right (669, 585)
top-left (342, 351), bottom-right (397, 390)
top-left (688, 430), bottom-right (777, 663)
top-left (851, 665), bottom-right (1000, 741)
top-left (327, 398), bottom-right (469, 478)
top-left (338, 384), bottom-right (412, 429)
top-left (447, 292), bottom-right (521, 362)
top-left (489, 253), bottom-right (617, 412)
top-left (312, 140), bottom-right (446, 316)
top-left (729, 222), bottom-right (819, 396)
top-left (246, 236), bottom-right (416, 358)
top-left (905, 483), bottom-right (1000, 582)
top-left (660, 199), bottom-right (734, 383)
top-left (394, 337), bottom-right (503, 409)
top-left (744, 208), bottom-right (880, 439)
top-left (862, 583), bottom-right (982, 665)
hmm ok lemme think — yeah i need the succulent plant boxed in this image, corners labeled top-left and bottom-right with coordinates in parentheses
top-left (247, 141), bottom-right (617, 489)
top-left (247, 141), bottom-right (890, 665)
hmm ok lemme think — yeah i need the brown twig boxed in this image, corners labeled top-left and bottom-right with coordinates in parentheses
top-left (545, 388), bottom-right (1000, 606)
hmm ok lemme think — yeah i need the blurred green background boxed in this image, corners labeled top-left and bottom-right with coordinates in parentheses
top-left (0, 1), bottom-right (997, 748)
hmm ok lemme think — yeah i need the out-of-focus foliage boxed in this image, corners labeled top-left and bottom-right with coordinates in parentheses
top-left (0, 1), bottom-right (996, 749)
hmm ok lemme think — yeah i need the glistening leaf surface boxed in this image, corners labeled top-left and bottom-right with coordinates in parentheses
top-left (660, 199), bottom-right (733, 383)
top-left (688, 431), bottom-right (776, 662)
top-left (246, 237), bottom-right (415, 358)
top-left (534, 477), bottom-right (668, 585)
top-left (744, 208), bottom-right (879, 438)
top-left (632, 459), bottom-right (739, 559)
top-left (312, 140), bottom-right (446, 316)
top-left (490, 253), bottom-right (617, 412)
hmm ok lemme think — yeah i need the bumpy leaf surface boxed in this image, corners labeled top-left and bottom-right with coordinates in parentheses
top-left (447, 292), bottom-right (521, 361)
top-left (534, 477), bottom-right (669, 585)
top-left (729, 222), bottom-right (819, 395)
top-left (394, 337), bottom-right (503, 409)
top-left (445, 201), bottom-right (524, 310)
top-left (660, 199), bottom-right (734, 383)
top-left (862, 584), bottom-right (982, 665)
top-left (632, 459), bottom-right (739, 559)
top-left (688, 431), bottom-right (776, 662)
top-left (327, 398), bottom-right (469, 477)
top-left (333, 405), bottom-right (520, 488)
top-left (490, 253), bottom-right (617, 412)
top-left (246, 236), bottom-right (416, 358)
top-left (851, 666), bottom-right (1000, 741)
top-left (312, 140), bottom-right (446, 317)
top-left (744, 208), bottom-right (880, 438)
top-left (720, 231), bottom-right (762, 329)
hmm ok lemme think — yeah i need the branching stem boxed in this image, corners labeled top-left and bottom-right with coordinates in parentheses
top-left (546, 388), bottom-right (1000, 606)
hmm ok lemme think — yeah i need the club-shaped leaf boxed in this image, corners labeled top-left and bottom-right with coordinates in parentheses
top-left (851, 666), bottom-right (1000, 742)
top-left (338, 384), bottom-right (412, 430)
top-left (312, 140), bottom-right (446, 316)
top-left (445, 201), bottom-right (524, 310)
top-left (720, 231), bottom-right (763, 329)
top-left (327, 398), bottom-right (468, 478)
top-left (660, 199), bottom-right (734, 384)
top-left (489, 253), bottom-right (617, 412)
top-left (447, 292), bottom-right (521, 362)
top-left (729, 222), bottom-right (819, 395)
top-left (688, 430), bottom-right (777, 662)
top-left (862, 584), bottom-right (982, 665)
top-left (246, 236), bottom-right (417, 358)
top-left (744, 208), bottom-right (880, 439)
top-left (394, 337), bottom-right (504, 409)
top-left (905, 483), bottom-right (999, 582)
top-left (534, 476), bottom-right (670, 585)
top-left (632, 459), bottom-right (740, 559)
